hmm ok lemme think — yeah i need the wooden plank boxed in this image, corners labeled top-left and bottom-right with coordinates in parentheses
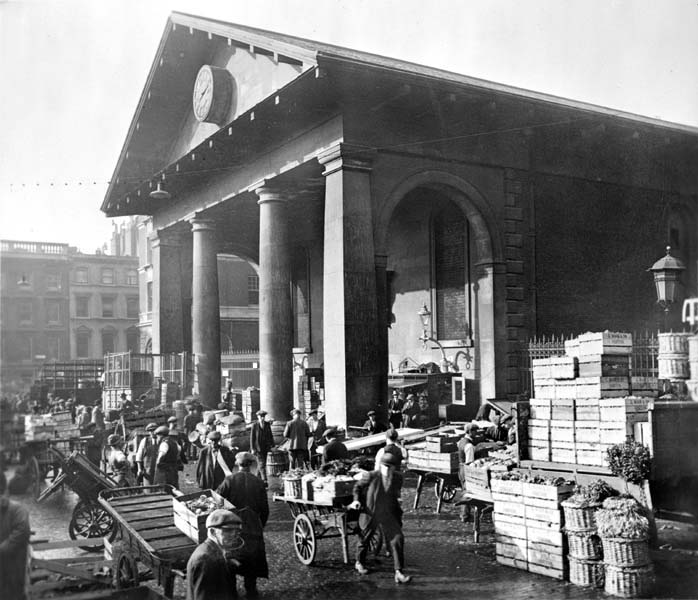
top-left (33, 538), bottom-right (105, 550)
top-left (115, 500), bottom-right (173, 513)
top-left (120, 507), bottom-right (173, 521)
top-left (31, 558), bottom-right (102, 583)
top-left (139, 527), bottom-right (184, 541)
top-left (148, 536), bottom-right (195, 551)
top-left (130, 516), bottom-right (175, 531)
top-left (109, 494), bottom-right (172, 507)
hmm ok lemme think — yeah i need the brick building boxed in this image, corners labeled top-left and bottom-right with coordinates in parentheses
top-left (101, 13), bottom-right (698, 425)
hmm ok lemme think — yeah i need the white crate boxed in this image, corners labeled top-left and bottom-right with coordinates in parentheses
top-left (574, 423), bottom-right (600, 443)
top-left (529, 399), bottom-right (552, 420)
top-left (550, 356), bottom-right (578, 380)
top-left (575, 376), bottom-right (629, 399)
top-left (577, 331), bottom-right (632, 356)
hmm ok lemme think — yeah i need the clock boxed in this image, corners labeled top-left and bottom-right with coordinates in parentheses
top-left (192, 65), bottom-right (234, 125)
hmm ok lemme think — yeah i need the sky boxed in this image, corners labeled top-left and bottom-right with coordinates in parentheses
top-left (1, 0), bottom-right (697, 253)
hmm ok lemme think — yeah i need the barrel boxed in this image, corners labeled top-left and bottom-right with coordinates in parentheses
top-left (173, 400), bottom-right (186, 429)
top-left (658, 354), bottom-right (690, 380)
top-left (688, 334), bottom-right (698, 380)
top-left (270, 421), bottom-right (286, 446)
top-left (266, 449), bottom-right (289, 477)
top-left (658, 332), bottom-right (691, 355)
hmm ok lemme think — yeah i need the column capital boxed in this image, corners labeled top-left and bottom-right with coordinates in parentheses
top-left (250, 181), bottom-right (287, 205)
top-left (317, 143), bottom-right (375, 177)
top-left (187, 213), bottom-right (217, 233)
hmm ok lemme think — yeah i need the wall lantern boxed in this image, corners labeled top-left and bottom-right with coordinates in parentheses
top-left (417, 302), bottom-right (471, 372)
top-left (149, 182), bottom-right (171, 200)
top-left (418, 303), bottom-right (432, 339)
top-left (17, 274), bottom-right (31, 288)
top-left (647, 246), bottom-right (685, 313)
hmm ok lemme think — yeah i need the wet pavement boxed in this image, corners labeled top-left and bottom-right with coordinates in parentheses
top-left (22, 464), bottom-right (698, 599)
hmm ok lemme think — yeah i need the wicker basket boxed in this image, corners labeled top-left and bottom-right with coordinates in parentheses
top-left (283, 477), bottom-right (302, 499)
top-left (604, 564), bottom-right (654, 598)
top-left (566, 528), bottom-right (603, 560)
top-left (569, 557), bottom-right (605, 588)
top-left (601, 537), bottom-right (650, 567)
top-left (562, 501), bottom-right (600, 530)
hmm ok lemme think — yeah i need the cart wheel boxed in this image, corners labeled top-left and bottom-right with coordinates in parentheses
top-left (293, 513), bottom-right (317, 565)
top-left (434, 481), bottom-right (459, 503)
top-left (69, 500), bottom-right (114, 551)
top-left (114, 552), bottom-right (139, 589)
top-left (28, 456), bottom-right (42, 500)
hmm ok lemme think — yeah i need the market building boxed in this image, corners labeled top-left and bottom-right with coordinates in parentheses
top-left (101, 12), bottom-right (698, 427)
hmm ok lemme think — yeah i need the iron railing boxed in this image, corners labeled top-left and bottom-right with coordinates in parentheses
top-left (520, 330), bottom-right (658, 396)
top-left (221, 348), bottom-right (260, 391)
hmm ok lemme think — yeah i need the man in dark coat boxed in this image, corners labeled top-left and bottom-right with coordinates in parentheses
top-left (135, 422), bottom-right (159, 485)
top-left (196, 431), bottom-right (236, 491)
top-left (249, 410), bottom-right (274, 486)
top-left (387, 390), bottom-right (404, 430)
top-left (283, 409), bottom-right (311, 469)
top-left (363, 411), bottom-right (387, 436)
top-left (321, 427), bottom-right (349, 464)
top-left (186, 509), bottom-right (243, 600)
top-left (0, 472), bottom-right (31, 600)
top-left (217, 452), bottom-right (269, 598)
top-left (154, 426), bottom-right (180, 488)
top-left (350, 453), bottom-right (412, 584)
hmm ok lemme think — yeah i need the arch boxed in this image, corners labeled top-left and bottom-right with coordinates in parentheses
top-left (375, 169), bottom-right (503, 265)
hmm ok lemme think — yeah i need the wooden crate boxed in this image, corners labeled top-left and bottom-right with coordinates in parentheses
top-left (529, 399), bottom-right (552, 420)
top-left (173, 490), bottom-right (235, 543)
top-left (425, 434), bottom-right (460, 453)
top-left (600, 422), bottom-right (633, 444)
top-left (407, 450), bottom-right (459, 474)
top-left (574, 423), bottom-right (601, 443)
top-left (490, 478), bottom-right (524, 496)
top-left (550, 356), bottom-right (578, 380)
top-left (496, 554), bottom-right (528, 570)
top-left (528, 561), bottom-right (567, 580)
top-left (523, 482), bottom-right (574, 507)
top-left (494, 521), bottom-right (527, 540)
top-left (576, 449), bottom-right (603, 467)
top-left (549, 421), bottom-right (574, 443)
top-left (528, 444), bottom-right (551, 461)
top-left (528, 419), bottom-right (550, 441)
top-left (599, 398), bottom-right (649, 420)
top-left (463, 465), bottom-right (491, 492)
top-left (551, 448), bottom-right (575, 464)
top-left (578, 355), bottom-right (630, 378)
top-left (577, 331), bottom-right (632, 356)
top-left (533, 379), bottom-right (556, 399)
top-left (494, 499), bottom-right (525, 518)
top-left (493, 512), bottom-right (525, 528)
top-left (526, 524), bottom-right (564, 547)
top-left (532, 359), bottom-right (553, 381)
top-left (551, 399), bottom-right (575, 421)
top-left (495, 535), bottom-right (527, 561)
top-left (555, 381), bottom-right (576, 400)
top-left (575, 399), bottom-right (600, 421)
top-left (528, 540), bottom-right (565, 570)
top-left (575, 377), bottom-right (629, 399)
top-left (524, 504), bottom-right (563, 526)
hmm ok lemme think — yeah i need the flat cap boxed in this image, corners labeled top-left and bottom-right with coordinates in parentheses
top-left (154, 425), bottom-right (169, 436)
top-left (380, 452), bottom-right (400, 467)
top-left (290, 408), bottom-right (301, 416)
top-left (145, 422), bottom-right (158, 432)
top-left (308, 408), bottom-right (318, 415)
top-left (106, 434), bottom-right (122, 446)
top-left (207, 431), bottom-right (222, 441)
top-left (255, 409), bottom-right (267, 417)
top-left (167, 416), bottom-right (178, 423)
top-left (367, 410), bottom-right (376, 417)
top-left (235, 451), bottom-right (256, 466)
top-left (206, 509), bottom-right (242, 529)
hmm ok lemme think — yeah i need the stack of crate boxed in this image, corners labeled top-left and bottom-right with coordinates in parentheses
top-left (529, 332), bottom-right (652, 468)
top-left (241, 387), bottom-right (260, 422)
top-left (52, 410), bottom-right (81, 439)
top-left (493, 476), bottom-right (574, 579)
top-left (409, 434), bottom-right (460, 474)
top-left (24, 414), bottom-right (55, 441)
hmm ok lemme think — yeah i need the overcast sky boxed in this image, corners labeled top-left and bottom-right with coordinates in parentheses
top-left (1, 0), bottom-right (697, 253)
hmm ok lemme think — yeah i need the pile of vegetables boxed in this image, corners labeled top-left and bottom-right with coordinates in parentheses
top-left (596, 495), bottom-right (650, 539)
top-left (318, 459), bottom-right (353, 476)
top-left (185, 494), bottom-right (224, 515)
top-left (606, 442), bottom-right (652, 484)
top-left (491, 471), bottom-right (573, 486)
top-left (564, 479), bottom-right (619, 508)
top-left (282, 468), bottom-right (306, 480)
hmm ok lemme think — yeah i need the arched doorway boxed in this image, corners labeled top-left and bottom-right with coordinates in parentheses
top-left (378, 175), bottom-right (500, 411)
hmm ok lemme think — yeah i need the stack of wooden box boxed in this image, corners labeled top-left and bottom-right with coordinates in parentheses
top-left (528, 332), bottom-right (653, 468)
top-left (24, 414), bottom-right (55, 441)
top-left (493, 476), bottom-right (574, 579)
top-left (241, 387), bottom-right (260, 422)
top-left (52, 410), bottom-right (81, 439)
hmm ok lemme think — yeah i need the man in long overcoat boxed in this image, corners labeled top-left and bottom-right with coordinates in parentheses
top-left (283, 409), bottom-right (310, 469)
top-left (0, 473), bottom-right (31, 600)
top-left (350, 453), bottom-right (412, 584)
top-left (217, 452), bottom-right (269, 598)
top-left (186, 509), bottom-right (243, 600)
top-left (196, 431), bottom-right (236, 490)
top-left (249, 410), bottom-right (274, 485)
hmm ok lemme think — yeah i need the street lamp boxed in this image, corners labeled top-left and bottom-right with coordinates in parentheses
top-left (648, 246), bottom-right (685, 325)
top-left (149, 181), bottom-right (171, 200)
top-left (17, 274), bottom-right (31, 288)
top-left (417, 303), bottom-right (470, 372)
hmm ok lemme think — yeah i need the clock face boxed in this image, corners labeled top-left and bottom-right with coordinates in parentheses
top-left (192, 66), bottom-right (214, 122)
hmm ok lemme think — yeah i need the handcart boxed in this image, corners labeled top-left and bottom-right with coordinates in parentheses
top-left (38, 450), bottom-right (118, 549)
top-left (20, 439), bottom-right (64, 499)
top-left (272, 494), bottom-right (379, 566)
top-left (98, 485), bottom-right (196, 598)
top-left (408, 467), bottom-right (462, 514)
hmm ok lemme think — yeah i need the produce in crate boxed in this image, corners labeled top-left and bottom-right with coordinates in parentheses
top-left (185, 494), bottom-right (225, 515)
top-left (605, 442), bottom-right (651, 484)
top-left (595, 497), bottom-right (650, 539)
top-left (565, 480), bottom-right (619, 508)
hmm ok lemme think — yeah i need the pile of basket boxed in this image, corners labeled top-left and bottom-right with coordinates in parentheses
top-left (596, 497), bottom-right (654, 597)
top-left (562, 498), bottom-right (605, 588)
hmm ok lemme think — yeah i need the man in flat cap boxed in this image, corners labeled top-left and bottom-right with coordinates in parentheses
top-left (105, 434), bottom-right (130, 487)
top-left (363, 410), bottom-right (387, 436)
top-left (196, 431), bottom-right (236, 491)
top-left (135, 422), bottom-right (159, 485)
top-left (321, 428), bottom-right (349, 465)
top-left (154, 425), bottom-right (180, 487)
top-left (168, 415), bottom-right (189, 467)
top-left (187, 509), bottom-right (243, 600)
top-left (249, 410), bottom-right (274, 486)
top-left (217, 453), bottom-right (269, 597)
top-left (307, 409), bottom-right (326, 468)
top-left (349, 452), bottom-right (412, 584)
top-left (283, 408), bottom-right (311, 469)
top-left (184, 403), bottom-right (202, 460)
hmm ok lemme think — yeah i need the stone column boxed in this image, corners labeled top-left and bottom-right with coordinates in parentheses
top-left (150, 230), bottom-right (184, 355)
top-left (374, 254), bottom-right (390, 420)
top-left (189, 215), bottom-right (221, 408)
top-left (255, 185), bottom-right (293, 422)
top-left (319, 143), bottom-right (381, 428)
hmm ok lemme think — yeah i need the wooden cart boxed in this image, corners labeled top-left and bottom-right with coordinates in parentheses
top-left (273, 494), bottom-right (379, 566)
top-left (407, 467), bottom-right (461, 514)
top-left (98, 485), bottom-right (196, 598)
top-left (38, 450), bottom-right (118, 549)
top-left (20, 439), bottom-right (64, 499)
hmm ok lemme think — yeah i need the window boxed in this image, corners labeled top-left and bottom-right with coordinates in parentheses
top-left (46, 336), bottom-right (60, 360)
top-left (76, 296), bottom-right (89, 318)
top-left (19, 303), bottom-right (32, 324)
top-left (247, 275), bottom-right (259, 305)
top-left (126, 329), bottom-right (139, 353)
top-left (126, 270), bottom-right (138, 286)
top-left (102, 296), bottom-right (115, 318)
top-left (101, 268), bottom-right (114, 284)
top-left (46, 272), bottom-right (61, 291)
top-left (75, 268), bottom-right (88, 284)
top-left (76, 332), bottom-right (90, 358)
top-left (126, 297), bottom-right (139, 319)
top-left (147, 282), bottom-right (153, 312)
top-left (46, 300), bottom-right (61, 324)
top-left (102, 331), bottom-right (115, 355)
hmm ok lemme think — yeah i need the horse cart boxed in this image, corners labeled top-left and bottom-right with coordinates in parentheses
top-left (98, 485), bottom-right (196, 597)
top-left (38, 450), bottom-right (118, 548)
top-left (273, 494), bottom-right (379, 566)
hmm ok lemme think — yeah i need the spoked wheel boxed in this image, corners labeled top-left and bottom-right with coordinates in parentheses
top-left (69, 500), bottom-right (115, 551)
top-left (28, 457), bottom-right (42, 500)
top-left (434, 481), bottom-right (459, 503)
top-left (293, 513), bottom-right (317, 565)
top-left (113, 548), bottom-right (139, 589)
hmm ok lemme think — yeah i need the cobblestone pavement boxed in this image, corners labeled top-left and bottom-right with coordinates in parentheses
top-left (24, 465), bottom-right (698, 599)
